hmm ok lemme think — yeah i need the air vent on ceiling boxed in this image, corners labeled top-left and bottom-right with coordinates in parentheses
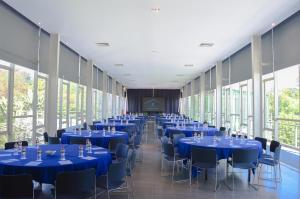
top-left (184, 64), bottom-right (194, 68)
top-left (199, 43), bottom-right (214, 47)
top-left (96, 42), bottom-right (110, 47)
top-left (115, 64), bottom-right (124, 67)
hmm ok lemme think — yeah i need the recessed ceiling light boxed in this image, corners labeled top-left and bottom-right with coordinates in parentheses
top-left (184, 64), bottom-right (194, 68)
top-left (151, 8), bottom-right (160, 12)
top-left (176, 74), bottom-right (184, 77)
top-left (199, 43), bottom-right (214, 47)
top-left (114, 64), bottom-right (123, 67)
top-left (271, 22), bottom-right (276, 27)
top-left (96, 42), bottom-right (110, 47)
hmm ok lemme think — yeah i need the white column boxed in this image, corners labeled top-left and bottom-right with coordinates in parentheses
top-left (86, 60), bottom-right (93, 125)
top-left (200, 73), bottom-right (205, 122)
top-left (112, 78), bottom-right (117, 117)
top-left (251, 35), bottom-right (263, 137)
top-left (46, 34), bottom-right (60, 136)
top-left (190, 80), bottom-right (195, 119)
top-left (102, 72), bottom-right (108, 119)
top-left (216, 61), bottom-right (222, 129)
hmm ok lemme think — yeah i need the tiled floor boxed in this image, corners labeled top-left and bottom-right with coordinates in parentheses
top-left (39, 124), bottom-right (300, 199)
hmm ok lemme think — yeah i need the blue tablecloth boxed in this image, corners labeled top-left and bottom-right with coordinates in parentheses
top-left (0, 144), bottom-right (112, 184)
top-left (162, 122), bottom-right (202, 129)
top-left (61, 130), bottom-right (128, 148)
top-left (178, 136), bottom-right (262, 160)
top-left (165, 126), bottom-right (218, 137)
top-left (93, 122), bottom-right (136, 135)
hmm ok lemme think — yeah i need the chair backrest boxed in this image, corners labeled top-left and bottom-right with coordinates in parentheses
top-left (82, 122), bottom-right (87, 130)
top-left (0, 174), bottom-right (33, 198)
top-left (273, 145), bottom-right (281, 163)
top-left (270, 140), bottom-right (280, 153)
top-left (48, 136), bottom-right (60, 144)
top-left (4, 141), bottom-right (28, 150)
top-left (115, 143), bottom-right (129, 160)
top-left (126, 148), bottom-right (135, 176)
top-left (89, 125), bottom-right (96, 131)
top-left (134, 134), bottom-right (142, 147)
top-left (231, 134), bottom-right (236, 138)
top-left (208, 125), bottom-right (216, 128)
top-left (157, 128), bottom-right (163, 138)
top-left (232, 149), bottom-right (258, 165)
top-left (163, 143), bottom-right (174, 157)
top-left (254, 137), bottom-right (267, 150)
top-left (56, 168), bottom-right (95, 198)
top-left (109, 138), bottom-right (126, 152)
top-left (43, 132), bottom-right (49, 143)
top-left (219, 127), bottom-right (226, 132)
top-left (161, 136), bottom-right (169, 145)
top-left (108, 160), bottom-right (127, 184)
top-left (70, 137), bottom-right (87, 145)
top-left (172, 133), bottom-right (185, 146)
top-left (57, 129), bottom-right (65, 139)
top-left (191, 147), bottom-right (217, 165)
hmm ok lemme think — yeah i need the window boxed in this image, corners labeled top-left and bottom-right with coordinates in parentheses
top-left (276, 65), bottom-right (300, 149)
top-left (12, 65), bottom-right (34, 141)
top-left (205, 90), bottom-right (215, 124)
top-left (69, 82), bottom-right (77, 127)
top-left (107, 94), bottom-right (113, 118)
top-left (193, 94), bottom-right (200, 121)
top-left (35, 75), bottom-right (47, 141)
top-left (0, 63), bottom-right (9, 146)
top-left (263, 76), bottom-right (274, 140)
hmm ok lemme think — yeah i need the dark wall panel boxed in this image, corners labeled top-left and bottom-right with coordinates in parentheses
top-left (127, 89), bottom-right (180, 113)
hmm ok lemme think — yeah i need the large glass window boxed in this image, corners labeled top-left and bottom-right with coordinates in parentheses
top-left (12, 65), bottom-right (34, 141)
top-left (193, 94), bottom-right (200, 121)
top-left (276, 65), bottom-right (300, 149)
top-left (0, 63), bottom-right (9, 146)
top-left (69, 82), bottom-right (77, 127)
top-left (263, 76), bottom-right (275, 140)
top-left (204, 90), bottom-right (215, 124)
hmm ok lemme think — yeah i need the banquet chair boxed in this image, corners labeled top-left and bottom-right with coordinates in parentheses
top-left (219, 127), bottom-right (226, 132)
top-left (0, 174), bottom-right (34, 199)
top-left (43, 132), bottom-right (49, 143)
top-left (89, 125), bottom-right (97, 131)
top-left (115, 143), bottom-right (129, 161)
top-left (172, 133), bottom-right (185, 149)
top-left (263, 140), bottom-right (280, 159)
top-left (228, 149), bottom-right (259, 191)
top-left (48, 137), bottom-right (60, 144)
top-left (162, 143), bottom-right (187, 183)
top-left (254, 137), bottom-right (267, 153)
top-left (4, 141), bottom-right (28, 150)
top-left (157, 127), bottom-right (163, 141)
top-left (190, 147), bottom-right (219, 191)
top-left (132, 134), bottom-right (143, 162)
top-left (55, 168), bottom-right (96, 199)
top-left (109, 138), bottom-right (126, 154)
top-left (56, 129), bottom-right (65, 139)
top-left (258, 145), bottom-right (282, 188)
top-left (96, 160), bottom-right (131, 199)
top-left (70, 137), bottom-right (87, 145)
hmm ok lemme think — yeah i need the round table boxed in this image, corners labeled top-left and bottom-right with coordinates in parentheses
top-left (93, 122), bottom-right (137, 135)
top-left (178, 136), bottom-right (262, 160)
top-left (0, 144), bottom-right (112, 184)
top-left (163, 121), bottom-right (201, 129)
top-left (165, 126), bottom-right (218, 137)
top-left (61, 130), bottom-right (129, 148)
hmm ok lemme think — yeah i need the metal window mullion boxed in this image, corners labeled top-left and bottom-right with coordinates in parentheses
top-left (32, 71), bottom-right (38, 142)
top-left (7, 64), bottom-right (14, 141)
top-left (66, 83), bottom-right (70, 128)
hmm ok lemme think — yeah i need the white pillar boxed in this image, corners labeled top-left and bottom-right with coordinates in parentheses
top-left (112, 78), bottom-right (117, 117)
top-left (216, 61), bottom-right (222, 129)
top-left (86, 60), bottom-right (93, 125)
top-left (251, 35), bottom-right (263, 137)
top-left (190, 80), bottom-right (195, 119)
top-left (200, 73), bottom-right (205, 122)
top-left (102, 72), bottom-right (108, 119)
top-left (46, 34), bottom-right (60, 136)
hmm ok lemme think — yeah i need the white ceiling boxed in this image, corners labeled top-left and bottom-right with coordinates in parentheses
top-left (4, 0), bottom-right (300, 89)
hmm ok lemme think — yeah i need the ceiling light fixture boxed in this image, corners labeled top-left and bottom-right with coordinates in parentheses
top-left (199, 43), bottom-right (214, 47)
top-left (184, 64), bottom-right (194, 68)
top-left (124, 73), bottom-right (131, 76)
top-left (151, 8), bottom-right (160, 12)
top-left (96, 42), bottom-right (110, 47)
top-left (114, 64), bottom-right (124, 67)
top-left (271, 22), bottom-right (276, 27)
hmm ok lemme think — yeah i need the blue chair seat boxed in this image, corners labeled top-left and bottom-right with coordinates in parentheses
top-left (261, 153), bottom-right (273, 159)
top-left (229, 162), bottom-right (257, 169)
top-left (258, 158), bottom-right (276, 166)
top-left (193, 162), bottom-right (217, 169)
top-left (164, 155), bottom-right (185, 162)
top-left (97, 176), bottom-right (125, 190)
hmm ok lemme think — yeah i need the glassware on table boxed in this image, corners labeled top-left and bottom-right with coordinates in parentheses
top-left (78, 145), bottom-right (84, 158)
top-left (21, 146), bottom-right (26, 160)
top-left (37, 147), bottom-right (42, 161)
top-left (60, 145), bottom-right (66, 161)
top-left (14, 143), bottom-right (19, 155)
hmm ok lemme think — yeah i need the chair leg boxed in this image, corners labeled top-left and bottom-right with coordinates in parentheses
top-left (189, 164), bottom-right (192, 187)
top-left (172, 160), bottom-right (176, 183)
top-left (278, 163), bottom-right (282, 182)
top-left (274, 165), bottom-right (277, 189)
top-left (215, 165), bottom-right (218, 192)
